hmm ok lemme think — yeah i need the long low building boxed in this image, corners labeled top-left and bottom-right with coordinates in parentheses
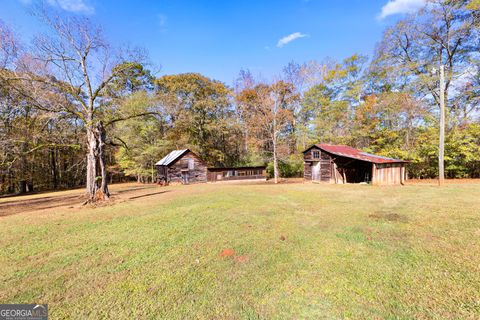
top-left (303, 144), bottom-right (408, 185)
top-left (156, 149), bottom-right (266, 184)
top-left (206, 166), bottom-right (266, 182)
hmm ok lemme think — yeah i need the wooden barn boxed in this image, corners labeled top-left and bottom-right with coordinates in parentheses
top-left (303, 144), bottom-right (408, 185)
top-left (156, 149), bottom-right (267, 184)
top-left (156, 149), bottom-right (208, 184)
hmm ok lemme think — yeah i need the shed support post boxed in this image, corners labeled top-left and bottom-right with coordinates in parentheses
top-left (400, 166), bottom-right (405, 185)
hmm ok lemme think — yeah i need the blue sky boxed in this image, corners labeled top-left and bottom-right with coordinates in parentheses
top-left (1, 0), bottom-right (426, 85)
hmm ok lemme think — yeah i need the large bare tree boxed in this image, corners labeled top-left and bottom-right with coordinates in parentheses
top-left (5, 10), bottom-right (150, 202)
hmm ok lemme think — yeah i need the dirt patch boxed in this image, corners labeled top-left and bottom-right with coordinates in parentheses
top-left (220, 248), bottom-right (235, 257)
top-left (0, 194), bottom-right (86, 217)
top-left (369, 211), bottom-right (407, 222)
top-left (0, 184), bottom-right (166, 217)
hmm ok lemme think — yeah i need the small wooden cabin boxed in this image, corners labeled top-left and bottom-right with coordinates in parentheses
top-left (156, 149), bottom-right (208, 184)
top-left (207, 166), bottom-right (266, 182)
top-left (156, 149), bottom-right (267, 185)
top-left (303, 144), bottom-right (408, 185)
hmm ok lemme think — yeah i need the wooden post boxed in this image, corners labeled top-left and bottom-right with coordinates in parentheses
top-left (333, 162), bottom-right (338, 184)
top-left (372, 163), bottom-right (376, 185)
top-left (400, 165), bottom-right (405, 185)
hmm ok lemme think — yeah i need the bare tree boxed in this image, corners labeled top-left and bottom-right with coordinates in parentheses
top-left (5, 10), bottom-right (149, 202)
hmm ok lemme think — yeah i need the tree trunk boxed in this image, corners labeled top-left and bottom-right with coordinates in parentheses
top-left (19, 180), bottom-right (27, 194)
top-left (151, 162), bottom-right (154, 183)
top-left (438, 65), bottom-right (445, 186)
top-left (85, 120), bottom-right (110, 203)
top-left (272, 131), bottom-right (279, 184)
top-left (51, 148), bottom-right (58, 189)
top-left (85, 123), bottom-right (98, 199)
top-left (97, 121), bottom-right (110, 199)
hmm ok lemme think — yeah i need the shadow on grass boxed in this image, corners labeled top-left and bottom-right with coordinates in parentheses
top-left (128, 190), bottom-right (171, 200)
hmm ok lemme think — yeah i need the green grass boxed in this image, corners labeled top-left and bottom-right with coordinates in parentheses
top-left (1, 183), bottom-right (480, 319)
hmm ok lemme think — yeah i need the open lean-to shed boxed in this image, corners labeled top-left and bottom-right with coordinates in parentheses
top-left (156, 149), bottom-right (267, 184)
top-left (303, 144), bottom-right (408, 185)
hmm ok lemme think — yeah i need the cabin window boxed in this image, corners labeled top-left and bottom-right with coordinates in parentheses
top-left (223, 170), bottom-right (236, 178)
top-left (312, 150), bottom-right (320, 159)
top-left (188, 159), bottom-right (194, 170)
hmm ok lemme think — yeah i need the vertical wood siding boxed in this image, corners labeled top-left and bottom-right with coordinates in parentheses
top-left (304, 147), bottom-right (333, 182)
top-left (157, 151), bottom-right (207, 184)
top-left (372, 163), bottom-right (405, 185)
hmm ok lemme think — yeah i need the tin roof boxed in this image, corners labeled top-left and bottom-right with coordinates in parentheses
top-left (155, 149), bottom-right (189, 166)
top-left (304, 144), bottom-right (408, 164)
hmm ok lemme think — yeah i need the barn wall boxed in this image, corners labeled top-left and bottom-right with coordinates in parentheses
top-left (157, 165), bottom-right (168, 182)
top-left (304, 147), bottom-right (333, 182)
top-left (166, 151), bottom-right (207, 184)
top-left (320, 151), bottom-right (333, 182)
top-left (303, 147), bottom-right (319, 181)
top-left (372, 163), bottom-right (405, 185)
top-left (304, 147), bottom-right (314, 161)
top-left (304, 162), bottom-right (312, 180)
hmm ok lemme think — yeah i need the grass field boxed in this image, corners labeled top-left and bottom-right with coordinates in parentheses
top-left (1, 182), bottom-right (479, 319)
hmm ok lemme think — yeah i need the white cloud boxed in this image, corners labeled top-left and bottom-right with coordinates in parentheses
top-left (47, 0), bottom-right (94, 14)
top-left (158, 14), bottom-right (167, 27)
top-left (18, 0), bottom-right (94, 14)
top-left (379, 0), bottom-right (426, 19)
top-left (157, 14), bottom-right (168, 32)
top-left (276, 32), bottom-right (307, 48)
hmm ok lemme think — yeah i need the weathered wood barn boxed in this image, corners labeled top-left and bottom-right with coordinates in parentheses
top-left (156, 149), bottom-right (267, 184)
top-left (303, 144), bottom-right (408, 185)
top-left (156, 149), bottom-right (208, 184)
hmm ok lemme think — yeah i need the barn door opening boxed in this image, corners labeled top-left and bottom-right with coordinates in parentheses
top-left (312, 162), bottom-right (321, 181)
top-left (336, 161), bottom-right (372, 183)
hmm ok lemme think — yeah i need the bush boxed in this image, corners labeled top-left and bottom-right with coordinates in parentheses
top-left (267, 155), bottom-right (304, 178)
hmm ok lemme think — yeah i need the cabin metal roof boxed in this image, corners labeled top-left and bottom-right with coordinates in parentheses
top-left (304, 144), bottom-right (408, 164)
top-left (155, 149), bottom-right (189, 166)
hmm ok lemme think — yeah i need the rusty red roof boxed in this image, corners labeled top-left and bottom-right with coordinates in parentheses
top-left (304, 144), bottom-right (408, 164)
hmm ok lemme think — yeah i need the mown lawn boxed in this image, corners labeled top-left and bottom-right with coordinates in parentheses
top-left (1, 183), bottom-right (479, 319)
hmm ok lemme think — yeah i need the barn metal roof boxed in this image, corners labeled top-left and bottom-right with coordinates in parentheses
top-left (155, 149), bottom-right (189, 166)
top-left (305, 144), bottom-right (408, 164)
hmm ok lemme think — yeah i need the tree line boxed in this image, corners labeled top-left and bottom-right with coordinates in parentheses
top-left (0, 0), bottom-right (479, 199)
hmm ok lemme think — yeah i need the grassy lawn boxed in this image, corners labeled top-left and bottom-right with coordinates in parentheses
top-left (1, 183), bottom-right (479, 319)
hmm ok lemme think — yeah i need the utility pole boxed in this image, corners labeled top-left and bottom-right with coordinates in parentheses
top-left (438, 65), bottom-right (445, 186)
